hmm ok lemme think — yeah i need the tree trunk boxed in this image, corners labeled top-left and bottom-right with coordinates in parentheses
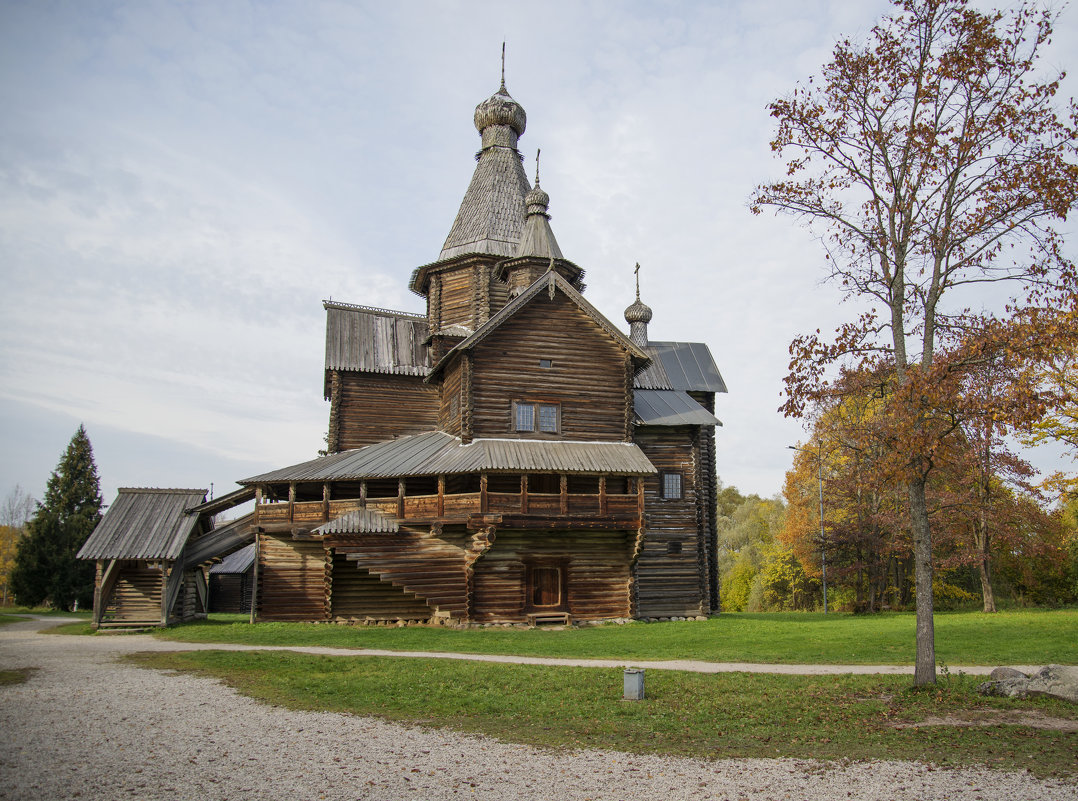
top-left (909, 478), bottom-right (936, 685)
top-left (977, 517), bottom-right (996, 613)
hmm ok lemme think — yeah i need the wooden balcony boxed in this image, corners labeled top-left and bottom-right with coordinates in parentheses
top-left (256, 484), bottom-right (643, 531)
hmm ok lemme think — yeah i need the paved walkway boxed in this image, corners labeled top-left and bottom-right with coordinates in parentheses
top-left (4, 615), bottom-right (1036, 675)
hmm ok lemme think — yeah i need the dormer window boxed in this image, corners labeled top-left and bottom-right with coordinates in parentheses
top-left (515, 401), bottom-right (560, 433)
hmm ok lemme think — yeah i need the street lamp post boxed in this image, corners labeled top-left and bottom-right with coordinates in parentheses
top-left (788, 444), bottom-right (827, 614)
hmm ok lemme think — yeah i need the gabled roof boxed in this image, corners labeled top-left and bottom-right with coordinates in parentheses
top-left (78, 488), bottom-right (207, 561)
top-left (427, 270), bottom-right (649, 380)
top-left (634, 341), bottom-right (727, 393)
top-left (634, 389), bottom-right (722, 427)
top-left (323, 301), bottom-right (430, 382)
top-left (315, 509), bottom-right (400, 535)
top-left (241, 431), bottom-right (656, 485)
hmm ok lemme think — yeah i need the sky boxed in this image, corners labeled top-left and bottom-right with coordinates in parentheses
top-left (1, 0), bottom-right (1075, 508)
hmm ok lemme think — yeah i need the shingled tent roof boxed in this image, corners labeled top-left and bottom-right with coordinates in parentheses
top-left (436, 81), bottom-right (532, 262)
top-left (78, 488), bottom-right (207, 561)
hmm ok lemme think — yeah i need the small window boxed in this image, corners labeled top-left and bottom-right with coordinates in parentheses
top-left (661, 472), bottom-right (682, 500)
top-left (514, 401), bottom-right (560, 433)
top-left (539, 359), bottom-right (553, 369)
top-left (538, 403), bottom-right (558, 432)
top-left (516, 402), bottom-right (535, 431)
top-left (667, 541), bottom-right (683, 555)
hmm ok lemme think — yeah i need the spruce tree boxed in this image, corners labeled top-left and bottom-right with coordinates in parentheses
top-left (10, 425), bottom-right (103, 609)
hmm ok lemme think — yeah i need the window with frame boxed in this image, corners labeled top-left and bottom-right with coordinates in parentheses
top-left (514, 401), bottom-right (560, 433)
top-left (661, 472), bottom-right (683, 500)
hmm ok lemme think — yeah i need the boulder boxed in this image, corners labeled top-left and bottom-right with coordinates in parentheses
top-left (977, 665), bottom-right (1078, 704)
top-left (989, 666), bottom-right (1028, 681)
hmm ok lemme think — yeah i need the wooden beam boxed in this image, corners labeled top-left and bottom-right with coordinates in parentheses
top-left (249, 531), bottom-right (261, 623)
top-left (397, 478), bottom-right (406, 519)
top-left (560, 474), bottom-right (568, 515)
top-left (480, 473), bottom-right (488, 514)
top-left (93, 559), bottom-right (120, 627)
top-left (288, 482), bottom-right (296, 522)
top-left (599, 476), bottom-right (608, 516)
top-left (322, 483), bottom-right (331, 521)
top-left (437, 475), bottom-right (445, 518)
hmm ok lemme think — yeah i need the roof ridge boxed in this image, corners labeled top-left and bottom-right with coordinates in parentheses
top-left (322, 300), bottom-right (427, 319)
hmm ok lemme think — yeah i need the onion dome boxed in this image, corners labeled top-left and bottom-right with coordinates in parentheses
top-left (474, 81), bottom-right (527, 137)
top-left (624, 296), bottom-right (653, 325)
top-left (624, 263), bottom-right (652, 346)
top-left (525, 183), bottom-right (550, 217)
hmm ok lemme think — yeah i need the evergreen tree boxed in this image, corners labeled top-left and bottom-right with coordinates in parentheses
top-left (10, 426), bottom-right (102, 609)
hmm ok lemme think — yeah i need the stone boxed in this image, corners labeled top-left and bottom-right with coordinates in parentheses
top-left (989, 666), bottom-right (1027, 681)
top-left (977, 664), bottom-right (1078, 704)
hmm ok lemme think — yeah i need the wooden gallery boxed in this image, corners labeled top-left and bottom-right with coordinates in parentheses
top-left (80, 75), bottom-right (726, 627)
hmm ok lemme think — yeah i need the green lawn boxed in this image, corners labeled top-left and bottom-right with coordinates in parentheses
top-left (128, 650), bottom-right (1078, 779)
top-left (125, 609), bottom-right (1078, 666)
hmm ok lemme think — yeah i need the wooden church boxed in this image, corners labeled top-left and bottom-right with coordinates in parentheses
top-left (238, 73), bottom-right (727, 625)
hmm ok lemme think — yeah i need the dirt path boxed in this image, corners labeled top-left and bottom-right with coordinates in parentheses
top-left (1, 617), bottom-right (1075, 801)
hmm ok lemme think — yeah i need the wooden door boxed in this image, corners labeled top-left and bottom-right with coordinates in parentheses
top-left (527, 562), bottom-right (567, 610)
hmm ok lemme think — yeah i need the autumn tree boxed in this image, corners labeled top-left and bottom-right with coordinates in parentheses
top-left (10, 426), bottom-right (103, 610)
top-left (753, 0), bottom-right (1078, 683)
top-left (0, 486), bottom-right (35, 605)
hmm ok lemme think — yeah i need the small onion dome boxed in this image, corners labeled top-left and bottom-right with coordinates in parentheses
top-left (624, 296), bottom-right (653, 326)
top-left (474, 85), bottom-right (527, 136)
top-left (525, 184), bottom-right (550, 216)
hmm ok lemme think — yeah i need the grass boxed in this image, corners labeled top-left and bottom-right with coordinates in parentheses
top-left (132, 609), bottom-right (1078, 666)
top-left (128, 649), bottom-right (1078, 779)
top-left (0, 614), bottom-right (22, 627)
top-left (1, 606), bottom-right (92, 618)
top-left (0, 667), bottom-right (36, 686)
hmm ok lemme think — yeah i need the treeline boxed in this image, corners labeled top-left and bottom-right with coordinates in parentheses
top-left (716, 481), bottom-right (1078, 614)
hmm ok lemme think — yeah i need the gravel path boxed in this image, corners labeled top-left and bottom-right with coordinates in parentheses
top-left (1, 618), bottom-right (1075, 801)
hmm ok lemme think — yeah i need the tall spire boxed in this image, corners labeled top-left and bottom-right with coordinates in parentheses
top-left (437, 49), bottom-right (531, 262)
top-left (516, 148), bottom-right (563, 260)
top-left (624, 262), bottom-right (653, 347)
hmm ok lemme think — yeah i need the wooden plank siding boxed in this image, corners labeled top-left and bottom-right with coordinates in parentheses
top-left (330, 372), bottom-right (439, 452)
top-left (469, 294), bottom-right (633, 442)
top-left (633, 427), bottom-right (709, 617)
top-left (256, 534), bottom-right (327, 621)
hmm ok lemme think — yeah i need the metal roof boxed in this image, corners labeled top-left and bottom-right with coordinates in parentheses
top-left (208, 542), bottom-right (256, 574)
top-left (324, 302), bottom-right (431, 378)
top-left (428, 270), bottom-right (649, 380)
top-left (634, 341), bottom-right (727, 393)
top-left (242, 431), bottom-right (656, 485)
top-left (78, 488), bottom-right (206, 561)
top-left (634, 390), bottom-right (722, 427)
top-left (314, 509), bottom-right (400, 535)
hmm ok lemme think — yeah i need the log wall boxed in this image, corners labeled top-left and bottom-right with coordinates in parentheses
top-left (469, 294), bottom-right (632, 441)
top-left (439, 361), bottom-right (463, 436)
top-left (634, 427), bottom-right (708, 617)
top-left (103, 562), bottom-right (162, 623)
top-left (471, 529), bottom-right (633, 623)
top-left (209, 572), bottom-right (252, 613)
top-left (331, 372), bottom-right (439, 451)
top-left (256, 534), bottom-right (327, 621)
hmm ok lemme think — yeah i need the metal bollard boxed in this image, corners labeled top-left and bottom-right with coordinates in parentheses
top-left (623, 668), bottom-right (645, 700)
